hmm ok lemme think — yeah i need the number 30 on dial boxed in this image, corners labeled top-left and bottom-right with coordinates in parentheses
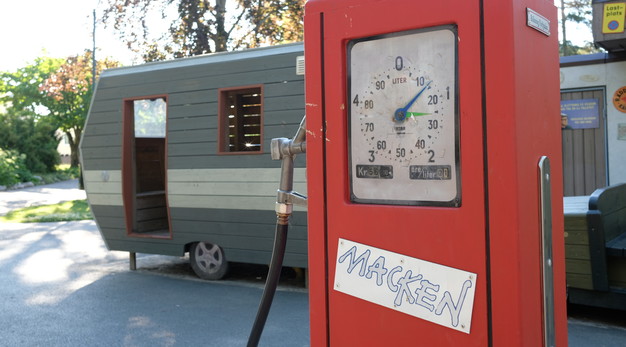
top-left (348, 26), bottom-right (461, 206)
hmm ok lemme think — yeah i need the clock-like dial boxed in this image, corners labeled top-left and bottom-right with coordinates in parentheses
top-left (348, 26), bottom-right (460, 206)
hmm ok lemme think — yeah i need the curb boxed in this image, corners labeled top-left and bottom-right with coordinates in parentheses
top-left (0, 181), bottom-right (36, 192)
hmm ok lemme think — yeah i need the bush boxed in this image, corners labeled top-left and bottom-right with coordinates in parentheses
top-left (36, 166), bottom-right (80, 184)
top-left (0, 148), bottom-right (33, 186)
top-left (0, 113), bottom-right (60, 174)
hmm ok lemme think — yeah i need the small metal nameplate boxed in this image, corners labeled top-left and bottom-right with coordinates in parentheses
top-left (527, 8), bottom-right (550, 36)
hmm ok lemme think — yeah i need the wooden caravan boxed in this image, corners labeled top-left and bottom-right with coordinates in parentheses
top-left (79, 43), bottom-right (307, 279)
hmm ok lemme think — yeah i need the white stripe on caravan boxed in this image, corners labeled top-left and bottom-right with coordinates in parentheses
top-left (83, 168), bottom-right (307, 212)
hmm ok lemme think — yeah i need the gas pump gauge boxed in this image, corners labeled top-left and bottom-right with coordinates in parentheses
top-left (348, 26), bottom-right (460, 206)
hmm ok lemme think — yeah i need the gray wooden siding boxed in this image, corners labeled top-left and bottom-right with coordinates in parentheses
top-left (90, 204), bottom-right (307, 267)
top-left (83, 168), bottom-right (307, 210)
top-left (81, 45), bottom-right (305, 172)
top-left (167, 168), bottom-right (307, 211)
top-left (83, 170), bottom-right (122, 206)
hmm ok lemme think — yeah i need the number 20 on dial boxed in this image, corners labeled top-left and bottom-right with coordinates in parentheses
top-left (348, 26), bottom-right (460, 206)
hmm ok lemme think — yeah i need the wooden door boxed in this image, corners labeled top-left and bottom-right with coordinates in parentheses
top-left (561, 89), bottom-right (607, 196)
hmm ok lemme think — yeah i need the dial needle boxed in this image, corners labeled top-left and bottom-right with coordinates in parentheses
top-left (406, 112), bottom-right (431, 117)
top-left (394, 80), bottom-right (432, 122)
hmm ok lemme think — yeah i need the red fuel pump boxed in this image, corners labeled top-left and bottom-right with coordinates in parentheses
top-left (304, 0), bottom-right (568, 345)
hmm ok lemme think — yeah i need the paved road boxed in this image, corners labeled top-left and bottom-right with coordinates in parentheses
top-left (0, 179), bottom-right (86, 216)
top-left (0, 221), bottom-right (309, 346)
top-left (0, 181), bottom-right (308, 346)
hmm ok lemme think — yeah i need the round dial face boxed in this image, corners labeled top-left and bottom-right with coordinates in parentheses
top-left (348, 27), bottom-right (460, 206)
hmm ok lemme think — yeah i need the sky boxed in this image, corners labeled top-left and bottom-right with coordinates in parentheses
top-left (0, 0), bottom-right (134, 72)
top-left (0, 0), bottom-right (594, 73)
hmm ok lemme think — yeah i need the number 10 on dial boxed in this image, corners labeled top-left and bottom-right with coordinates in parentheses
top-left (348, 26), bottom-right (460, 206)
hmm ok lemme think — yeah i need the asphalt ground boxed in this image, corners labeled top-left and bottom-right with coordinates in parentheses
top-left (0, 181), bottom-right (308, 346)
top-left (0, 221), bottom-right (309, 346)
top-left (0, 179), bottom-right (86, 216)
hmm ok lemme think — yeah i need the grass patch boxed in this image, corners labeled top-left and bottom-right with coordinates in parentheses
top-left (1, 200), bottom-right (92, 223)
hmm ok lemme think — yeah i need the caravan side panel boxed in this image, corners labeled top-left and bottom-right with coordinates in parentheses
top-left (81, 44), bottom-right (307, 266)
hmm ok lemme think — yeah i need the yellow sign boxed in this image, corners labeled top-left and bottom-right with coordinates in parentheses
top-left (603, 3), bottom-right (626, 34)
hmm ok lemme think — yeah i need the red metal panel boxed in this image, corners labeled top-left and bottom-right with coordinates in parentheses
top-left (304, 5), bottom-right (330, 345)
top-left (305, 0), bottom-right (567, 345)
top-left (483, 1), bottom-right (568, 346)
top-left (306, 0), bottom-right (488, 345)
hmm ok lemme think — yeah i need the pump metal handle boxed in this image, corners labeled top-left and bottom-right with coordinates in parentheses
top-left (247, 116), bottom-right (307, 347)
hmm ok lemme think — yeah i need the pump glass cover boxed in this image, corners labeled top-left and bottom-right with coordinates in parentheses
top-left (348, 26), bottom-right (460, 206)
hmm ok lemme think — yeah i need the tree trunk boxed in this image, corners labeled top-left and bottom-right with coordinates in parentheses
top-left (561, 0), bottom-right (569, 55)
top-left (66, 128), bottom-right (84, 189)
top-left (66, 129), bottom-right (81, 168)
top-left (214, 0), bottom-right (228, 52)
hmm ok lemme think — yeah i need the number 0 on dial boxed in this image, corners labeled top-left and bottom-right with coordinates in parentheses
top-left (348, 26), bottom-right (460, 206)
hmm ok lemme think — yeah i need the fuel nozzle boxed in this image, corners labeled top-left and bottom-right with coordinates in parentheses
top-left (270, 116), bottom-right (307, 215)
top-left (248, 115), bottom-right (307, 347)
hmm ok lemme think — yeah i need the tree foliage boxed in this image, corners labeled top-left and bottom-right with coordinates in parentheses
top-left (559, 0), bottom-right (600, 56)
top-left (0, 57), bottom-right (65, 175)
top-left (39, 51), bottom-right (120, 167)
top-left (0, 57), bottom-right (64, 116)
top-left (101, 0), bottom-right (305, 61)
top-left (0, 111), bottom-right (59, 174)
top-left (0, 148), bottom-right (31, 187)
top-left (1, 52), bottom-right (120, 170)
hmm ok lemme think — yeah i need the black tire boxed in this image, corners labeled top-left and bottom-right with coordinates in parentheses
top-left (189, 241), bottom-right (228, 280)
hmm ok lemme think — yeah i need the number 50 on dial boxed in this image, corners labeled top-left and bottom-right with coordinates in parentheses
top-left (348, 26), bottom-right (460, 206)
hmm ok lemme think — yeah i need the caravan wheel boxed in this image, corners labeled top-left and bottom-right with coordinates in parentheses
top-left (189, 241), bottom-right (229, 280)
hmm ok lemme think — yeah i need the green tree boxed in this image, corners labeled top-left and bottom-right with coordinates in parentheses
top-left (0, 57), bottom-right (65, 175)
top-left (0, 148), bottom-right (31, 186)
top-left (559, 0), bottom-right (600, 56)
top-left (39, 51), bottom-right (120, 167)
top-left (246, 0), bottom-right (304, 47)
top-left (101, 0), bottom-right (305, 61)
top-left (1, 52), bottom-right (119, 169)
top-left (0, 57), bottom-right (64, 117)
top-left (0, 111), bottom-right (59, 173)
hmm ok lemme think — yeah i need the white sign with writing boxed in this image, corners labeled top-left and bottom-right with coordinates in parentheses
top-left (334, 238), bottom-right (477, 333)
top-left (527, 8), bottom-right (551, 36)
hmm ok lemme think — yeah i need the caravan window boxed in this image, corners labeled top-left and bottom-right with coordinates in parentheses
top-left (134, 98), bottom-right (166, 137)
top-left (218, 85), bottom-right (263, 153)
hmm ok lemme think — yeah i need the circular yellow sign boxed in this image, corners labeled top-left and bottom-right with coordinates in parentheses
top-left (613, 86), bottom-right (626, 113)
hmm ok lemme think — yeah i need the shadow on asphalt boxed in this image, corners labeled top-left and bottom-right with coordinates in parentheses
top-left (568, 303), bottom-right (626, 328)
top-left (138, 257), bottom-right (308, 291)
